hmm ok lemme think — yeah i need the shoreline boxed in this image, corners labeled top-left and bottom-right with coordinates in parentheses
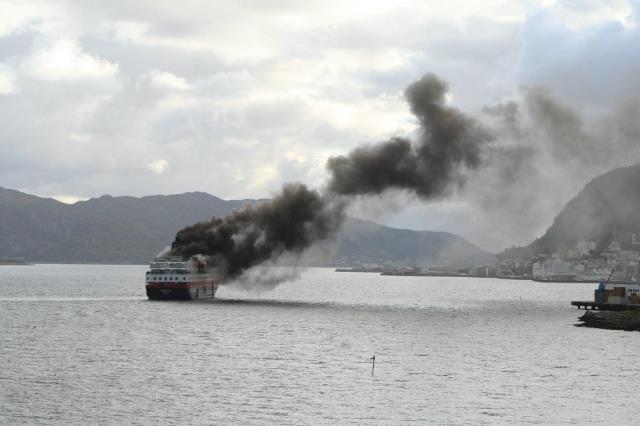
top-left (577, 310), bottom-right (640, 331)
top-left (335, 268), bottom-right (630, 284)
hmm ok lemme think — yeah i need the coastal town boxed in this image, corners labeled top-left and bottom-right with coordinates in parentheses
top-left (527, 239), bottom-right (639, 282)
top-left (337, 235), bottom-right (640, 284)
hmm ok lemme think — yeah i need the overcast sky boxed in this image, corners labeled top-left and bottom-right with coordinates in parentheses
top-left (1, 0), bottom-right (639, 251)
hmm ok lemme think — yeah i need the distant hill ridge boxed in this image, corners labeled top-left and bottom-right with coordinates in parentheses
top-left (501, 164), bottom-right (640, 258)
top-left (0, 187), bottom-right (493, 266)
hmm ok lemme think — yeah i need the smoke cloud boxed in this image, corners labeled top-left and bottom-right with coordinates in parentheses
top-left (171, 183), bottom-right (345, 281)
top-left (172, 68), bottom-right (640, 286)
top-left (170, 72), bottom-right (495, 285)
top-left (455, 86), bottom-right (640, 251)
top-left (327, 73), bottom-right (492, 199)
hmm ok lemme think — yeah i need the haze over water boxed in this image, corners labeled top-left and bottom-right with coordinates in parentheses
top-left (1, 265), bottom-right (638, 424)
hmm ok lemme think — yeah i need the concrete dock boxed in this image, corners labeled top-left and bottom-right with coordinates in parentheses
top-left (571, 301), bottom-right (640, 311)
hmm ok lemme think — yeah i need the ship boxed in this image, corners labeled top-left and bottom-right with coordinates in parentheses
top-left (145, 255), bottom-right (220, 300)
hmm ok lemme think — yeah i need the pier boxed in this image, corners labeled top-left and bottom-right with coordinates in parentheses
top-left (571, 301), bottom-right (640, 311)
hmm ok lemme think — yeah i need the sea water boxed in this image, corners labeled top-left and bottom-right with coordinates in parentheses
top-left (1, 265), bottom-right (638, 424)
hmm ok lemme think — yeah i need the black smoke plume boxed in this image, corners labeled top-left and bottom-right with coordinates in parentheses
top-left (326, 73), bottom-right (492, 198)
top-left (171, 72), bottom-right (491, 284)
top-left (171, 183), bottom-right (345, 280)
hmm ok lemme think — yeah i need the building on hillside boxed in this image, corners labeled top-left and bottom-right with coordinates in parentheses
top-left (577, 268), bottom-right (612, 282)
top-left (469, 264), bottom-right (497, 277)
top-left (497, 258), bottom-right (533, 277)
top-left (575, 241), bottom-right (596, 256)
top-left (608, 241), bottom-right (622, 252)
top-left (532, 259), bottom-right (577, 281)
top-left (616, 250), bottom-right (639, 262)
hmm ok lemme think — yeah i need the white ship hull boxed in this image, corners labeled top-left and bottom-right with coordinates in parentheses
top-left (145, 255), bottom-right (221, 300)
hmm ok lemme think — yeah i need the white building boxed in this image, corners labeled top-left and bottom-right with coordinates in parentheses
top-left (577, 268), bottom-right (611, 282)
top-left (608, 241), bottom-right (622, 252)
top-left (576, 241), bottom-right (596, 256)
top-left (532, 259), bottom-right (577, 280)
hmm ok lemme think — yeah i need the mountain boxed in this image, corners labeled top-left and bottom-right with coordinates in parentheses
top-left (501, 164), bottom-right (640, 258)
top-left (0, 188), bottom-right (245, 263)
top-left (333, 218), bottom-right (495, 268)
top-left (0, 187), bottom-right (493, 266)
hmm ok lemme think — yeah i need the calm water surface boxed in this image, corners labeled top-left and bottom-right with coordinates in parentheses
top-left (1, 265), bottom-right (638, 424)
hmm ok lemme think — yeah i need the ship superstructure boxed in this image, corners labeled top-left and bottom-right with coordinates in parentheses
top-left (145, 255), bottom-right (220, 300)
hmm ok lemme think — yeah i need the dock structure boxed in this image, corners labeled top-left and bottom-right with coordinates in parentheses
top-left (571, 301), bottom-right (640, 311)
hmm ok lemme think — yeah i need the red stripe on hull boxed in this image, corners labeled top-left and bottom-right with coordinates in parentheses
top-left (146, 280), bottom-right (219, 300)
top-left (146, 280), bottom-right (219, 289)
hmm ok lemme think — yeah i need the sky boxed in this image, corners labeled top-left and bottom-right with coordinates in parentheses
top-left (1, 0), bottom-right (639, 252)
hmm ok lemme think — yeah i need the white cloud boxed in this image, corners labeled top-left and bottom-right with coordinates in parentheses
top-left (0, 65), bottom-right (17, 94)
top-left (67, 132), bottom-right (92, 143)
top-left (148, 70), bottom-right (191, 90)
top-left (147, 159), bottom-right (168, 174)
top-left (0, 1), bottom-right (54, 36)
top-left (541, 0), bottom-right (636, 29)
top-left (519, 4), bottom-right (640, 107)
top-left (21, 38), bottom-right (119, 81)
